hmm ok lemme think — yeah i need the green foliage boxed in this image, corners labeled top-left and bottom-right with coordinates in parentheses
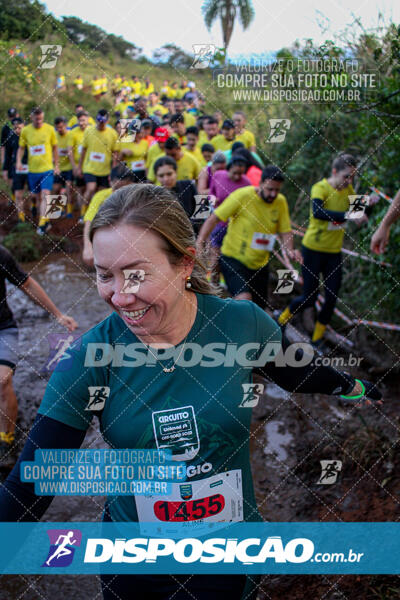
top-left (3, 223), bottom-right (43, 262)
top-left (0, 0), bottom-right (58, 41)
top-left (152, 44), bottom-right (193, 70)
top-left (60, 16), bottom-right (142, 59)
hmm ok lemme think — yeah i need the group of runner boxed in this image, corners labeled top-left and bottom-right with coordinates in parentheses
top-left (0, 79), bottom-right (394, 599)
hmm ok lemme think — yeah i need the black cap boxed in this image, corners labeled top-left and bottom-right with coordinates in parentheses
top-left (8, 108), bottom-right (17, 118)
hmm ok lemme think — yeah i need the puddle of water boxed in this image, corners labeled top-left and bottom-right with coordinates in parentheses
top-left (264, 383), bottom-right (288, 401)
top-left (264, 420), bottom-right (294, 462)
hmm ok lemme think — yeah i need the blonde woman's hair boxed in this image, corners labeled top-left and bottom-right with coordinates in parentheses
top-left (89, 183), bottom-right (218, 296)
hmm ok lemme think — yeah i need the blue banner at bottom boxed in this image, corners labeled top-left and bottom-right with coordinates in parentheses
top-left (0, 522), bottom-right (398, 574)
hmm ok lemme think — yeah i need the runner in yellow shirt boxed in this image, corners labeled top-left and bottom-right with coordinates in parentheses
top-left (73, 75), bottom-right (83, 90)
top-left (53, 117), bottom-right (73, 215)
top-left (210, 119), bottom-right (236, 151)
top-left (100, 73), bottom-right (108, 96)
top-left (233, 111), bottom-right (256, 151)
top-left (116, 125), bottom-right (148, 183)
top-left (16, 108), bottom-right (59, 236)
top-left (185, 127), bottom-right (206, 167)
top-left (164, 137), bottom-right (201, 181)
top-left (277, 154), bottom-right (368, 352)
top-left (67, 111), bottom-right (91, 216)
top-left (145, 127), bottom-right (169, 176)
top-left (174, 99), bottom-right (196, 127)
top-left (141, 79), bottom-right (154, 97)
top-left (130, 75), bottom-right (142, 97)
top-left (90, 75), bottom-right (102, 100)
top-left (170, 113), bottom-right (187, 147)
top-left (67, 105), bottom-right (95, 129)
top-left (78, 109), bottom-right (118, 218)
top-left (197, 166), bottom-right (301, 307)
top-left (111, 74), bottom-right (122, 95)
top-left (147, 92), bottom-right (168, 117)
top-left (114, 96), bottom-right (131, 118)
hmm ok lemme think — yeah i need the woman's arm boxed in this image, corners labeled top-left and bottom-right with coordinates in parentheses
top-left (0, 415), bottom-right (86, 521)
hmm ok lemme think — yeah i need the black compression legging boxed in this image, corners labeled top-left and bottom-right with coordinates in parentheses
top-left (289, 245), bottom-right (342, 325)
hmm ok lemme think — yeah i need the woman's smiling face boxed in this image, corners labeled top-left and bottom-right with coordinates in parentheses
top-left (93, 223), bottom-right (190, 340)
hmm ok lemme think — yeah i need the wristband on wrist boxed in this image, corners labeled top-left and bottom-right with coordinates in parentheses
top-left (340, 379), bottom-right (365, 400)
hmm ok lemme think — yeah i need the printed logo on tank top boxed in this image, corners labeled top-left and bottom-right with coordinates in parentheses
top-left (152, 406), bottom-right (200, 461)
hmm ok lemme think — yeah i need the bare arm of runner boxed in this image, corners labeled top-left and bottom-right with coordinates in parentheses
top-left (197, 167), bottom-right (210, 195)
top-left (52, 145), bottom-right (59, 176)
top-left (78, 147), bottom-right (87, 177)
top-left (15, 146), bottom-right (24, 173)
top-left (279, 231), bottom-right (303, 264)
top-left (196, 213), bottom-right (221, 252)
top-left (20, 276), bottom-right (77, 331)
top-left (370, 188), bottom-right (400, 254)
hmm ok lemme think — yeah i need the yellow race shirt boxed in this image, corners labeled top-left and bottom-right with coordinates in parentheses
top-left (100, 77), bottom-right (108, 93)
top-left (302, 178), bottom-right (354, 254)
top-left (214, 186), bottom-right (291, 270)
top-left (197, 130), bottom-right (210, 148)
top-left (141, 83), bottom-right (154, 96)
top-left (84, 188), bottom-right (113, 222)
top-left (130, 81), bottom-right (142, 96)
top-left (185, 147), bottom-right (206, 167)
top-left (116, 138), bottom-right (148, 171)
top-left (73, 77), bottom-right (83, 88)
top-left (145, 143), bottom-right (164, 171)
top-left (235, 129), bottom-right (256, 149)
top-left (114, 101), bottom-right (131, 118)
top-left (148, 151), bottom-right (201, 183)
top-left (55, 131), bottom-right (72, 171)
top-left (19, 123), bottom-right (57, 173)
top-left (210, 135), bottom-right (234, 152)
top-left (148, 104), bottom-right (168, 116)
top-left (112, 77), bottom-right (122, 91)
top-left (183, 112), bottom-right (196, 128)
top-left (68, 127), bottom-right (87, 164)
top-left (82, 127), bottom-right (118, 176)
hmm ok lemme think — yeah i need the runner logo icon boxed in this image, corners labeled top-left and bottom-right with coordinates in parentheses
top-left (274, 269), bottom-right (299, 294)
top-left (190, 44), bottom-right (216, 69)
top-left (346, 195), bottom-right (369, 220)
top-left (42, 529), bottom-right (81, 567)
top-left (45, 194), bottom-right (67, 219)
top-left (317, 460), bottom-right (342, 485)
top-left (267, 119), bottom-right (291, 143)
top-left (85, 386), bottom-right (110, 411)
top-left (39, 45), bottom-right (62, 69)
top-left (239, 383), bottom-right (264, 408)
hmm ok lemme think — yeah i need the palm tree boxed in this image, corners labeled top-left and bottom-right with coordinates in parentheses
top-left (202, 0), bottom-right (255, 58)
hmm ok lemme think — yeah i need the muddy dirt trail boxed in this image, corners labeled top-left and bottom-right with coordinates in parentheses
top-left (0, 253), bottom-right (398, 600)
